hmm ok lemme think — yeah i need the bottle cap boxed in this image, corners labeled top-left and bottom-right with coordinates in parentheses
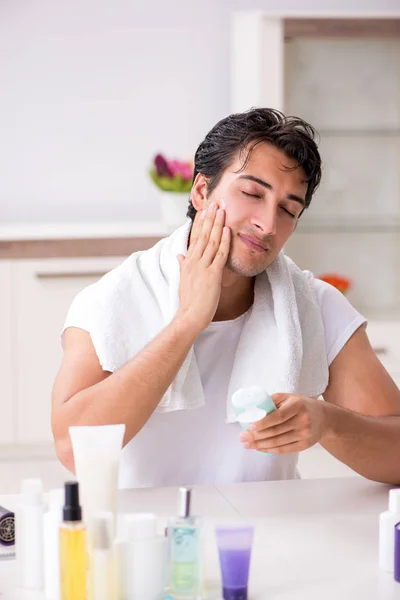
top-left (92, 511), bottom-right (113, 550)
top-left (179, 487), bottom-right (191, 519)
top-left (389, 489), bottom-right (400, 513)
top-left (232, 386), bottom-right (268, 410)
top-left (63, 481), bottom-right (82, 522)
top-left (124, 513), bottom-right (157, 541)
top-left (20, 478), bottom-right (43, 506)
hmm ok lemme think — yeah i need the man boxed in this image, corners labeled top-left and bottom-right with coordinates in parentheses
top-left (52, 108), bottom-right (400, 488)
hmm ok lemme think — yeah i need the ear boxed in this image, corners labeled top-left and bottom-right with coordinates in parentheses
top-left (190, 173), bottom-right (209, 212)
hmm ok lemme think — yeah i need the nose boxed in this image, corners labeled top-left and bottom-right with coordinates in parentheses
top-left (251, 202), bottom-right (277, 236)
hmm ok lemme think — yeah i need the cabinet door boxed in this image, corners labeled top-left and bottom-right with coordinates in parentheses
top-left (12, 257), bottom-right (125, 443)
top-left (231, 13), bottom-right (284, 112)
top-left (0, 261), bottom-right (14, 445)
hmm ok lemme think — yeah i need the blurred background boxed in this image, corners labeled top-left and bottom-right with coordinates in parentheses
top-left (1, 0), bottom-right (400, 491)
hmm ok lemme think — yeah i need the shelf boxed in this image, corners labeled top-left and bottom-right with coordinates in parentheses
top-left (316, 129), bottom-right (400, 137)
top-left (284, 18), bottom-right (400, 40)
top-left (0, 220), bottom-right (169, 241)
top-left (296, 217), bottom-right (400, 232)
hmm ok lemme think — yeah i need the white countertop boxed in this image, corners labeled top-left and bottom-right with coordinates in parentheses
top-left (0, 221), bottom-right (176, 241)
top-left (1, 477), bottom-right (399, 599)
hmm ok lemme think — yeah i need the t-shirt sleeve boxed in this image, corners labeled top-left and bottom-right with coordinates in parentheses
top-left (312, 278), bottom-right (367, 366)
top-left (61, 284), bottom-right (95, 347)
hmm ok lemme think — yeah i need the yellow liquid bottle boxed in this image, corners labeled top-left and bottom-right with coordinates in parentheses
top-left (60, 482), bottom-right (88, 600)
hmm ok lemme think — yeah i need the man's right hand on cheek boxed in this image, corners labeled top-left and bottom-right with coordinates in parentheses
top-left (175, 203), bottom-right (231, 333)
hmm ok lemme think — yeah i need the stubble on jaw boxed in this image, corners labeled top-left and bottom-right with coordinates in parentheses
top-left (225, 245), bottom-right (274, 278)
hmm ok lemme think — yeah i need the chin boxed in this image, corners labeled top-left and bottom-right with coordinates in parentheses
top-left (226, 254), bottom-right (273, 277)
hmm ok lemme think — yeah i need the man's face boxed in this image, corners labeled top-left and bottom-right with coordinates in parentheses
top-left (206, 143), bottom-right (307, 277)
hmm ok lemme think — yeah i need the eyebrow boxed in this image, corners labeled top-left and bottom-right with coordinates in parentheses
top-left (237, 174), bottom-right (306, 207)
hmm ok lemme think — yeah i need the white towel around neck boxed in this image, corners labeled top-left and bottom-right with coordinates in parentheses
top-left (81, 220), bottom-right (329, 422)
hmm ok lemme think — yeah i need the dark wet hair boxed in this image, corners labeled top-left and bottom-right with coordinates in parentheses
top-left (187, 107), bottom-right (321, 220)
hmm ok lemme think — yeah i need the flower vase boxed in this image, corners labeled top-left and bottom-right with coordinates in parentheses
top-left (160, 191), bottom-right (188, 231)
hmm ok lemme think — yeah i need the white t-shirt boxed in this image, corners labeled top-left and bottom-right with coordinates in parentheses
top-left (63, 278), bottom-right (366, 489)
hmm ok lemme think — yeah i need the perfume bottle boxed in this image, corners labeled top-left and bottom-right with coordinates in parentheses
top-left (60, 481), bottom-right (87, 600)
top-left (167, 487), bottom-right (203, 600)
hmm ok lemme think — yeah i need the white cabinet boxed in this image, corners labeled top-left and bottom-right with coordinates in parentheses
top-left (11, 257), bottom-right (124, 444)
top-left (0, 262), bottom-right (14, 444)
top-left (231, 12), bottom-right (400, 319)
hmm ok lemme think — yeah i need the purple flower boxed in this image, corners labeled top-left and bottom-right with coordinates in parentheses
top-left (154, 154), bottom-right (173, 178)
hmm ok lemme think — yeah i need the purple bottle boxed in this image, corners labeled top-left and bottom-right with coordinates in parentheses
top-left (395, 522), bottom-right (400, 582)
top-left (215, 525), bottom-right (254, 600)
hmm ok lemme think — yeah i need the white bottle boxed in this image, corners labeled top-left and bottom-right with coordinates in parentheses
top-left (16, 478), bottom-right (45, 589)
top-left (115, 513), bottom-right (167, 600)
top-left (43, 488), bottom-right (64, 600)
top-left (379, 488), bottom-right (400, 572)
top-left (92, 511), bottom-right (116, 600)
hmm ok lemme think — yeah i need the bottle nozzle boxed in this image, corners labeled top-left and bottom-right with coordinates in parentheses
top-left (63, 481), bottom-right (82, 522)
top-left (179, 487), bottom-right (191, 519)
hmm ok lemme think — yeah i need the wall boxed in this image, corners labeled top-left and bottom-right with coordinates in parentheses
top-left (1, 0), bottom-right (399, 223)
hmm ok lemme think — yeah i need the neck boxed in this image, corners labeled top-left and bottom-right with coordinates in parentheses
top-left (213, 268), bottom-right (255, 322)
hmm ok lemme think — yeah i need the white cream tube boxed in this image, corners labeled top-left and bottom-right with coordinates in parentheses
top-left (69, 424), bottom-right (125, 530)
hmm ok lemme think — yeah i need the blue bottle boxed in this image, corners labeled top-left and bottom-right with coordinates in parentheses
top-left (167, 488), bottom-right (203, 600)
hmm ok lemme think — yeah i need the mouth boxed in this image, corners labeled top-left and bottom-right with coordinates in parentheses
top-left (238, 233), bottom-right (270, 253)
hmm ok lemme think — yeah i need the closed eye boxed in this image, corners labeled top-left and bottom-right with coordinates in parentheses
top-left (242, 191), bottom-right (261, 199)
top-left (242, 191), bottom-right (297, 217)
top-left (280, 206), bottom-right (296, 218)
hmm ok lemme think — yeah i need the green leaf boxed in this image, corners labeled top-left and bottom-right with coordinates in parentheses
top-left (149, 169), bottom-right (192, 193)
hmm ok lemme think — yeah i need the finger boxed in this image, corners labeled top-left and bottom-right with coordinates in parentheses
top-left (248, 429), bottom-right (302, 451)
top-left (249, 398), bottom-right (299, 432)
top-left (191, 203), bottom-right (218, 259)
top-left (187, 209), bottom-right (207, 257)
top-left (244, 414), bottom-right (299, 442)
top-left (201, 208), bottom-right (226, 265)
top-left (212, 226), bottom-right (231, 269)
top-left (258, 440), bottom-right (310, 455)
top-left (270, 393), bottom-right (292, 408)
